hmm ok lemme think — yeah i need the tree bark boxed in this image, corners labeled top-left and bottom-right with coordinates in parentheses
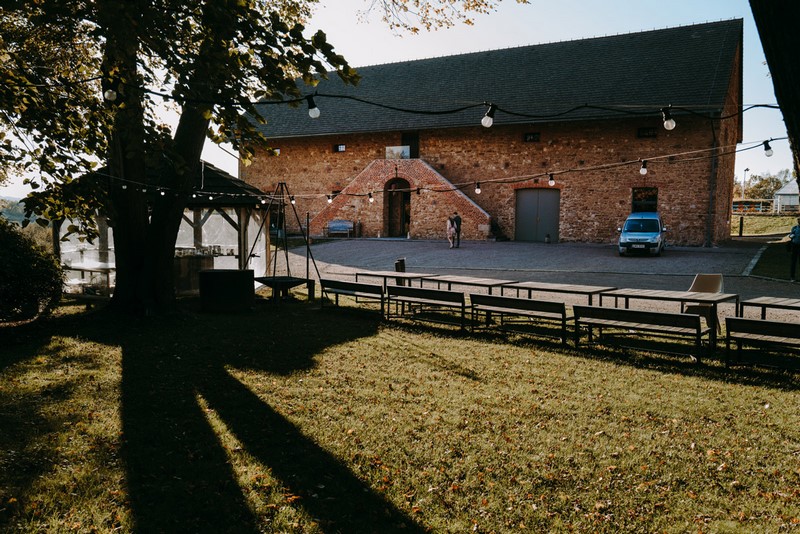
top-left (750, 0), bottom-right (800, 181)
top-left (101, 1), bottom-right (233, 315)
top-left (100, 2), bottom-right (151, 315)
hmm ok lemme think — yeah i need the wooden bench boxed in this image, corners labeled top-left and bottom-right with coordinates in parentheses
top-left (320, 278), bottom-right (385, 315)
top-left (325, 219), bottom-right (355, 238)
top-left (386, 285), bottom-right (466, 329)
top-left (469, 293), bottom-right (570, 344)
top-left (725, 317), bottom-right (800, 367)
top-left (573, 305), bottom-right (710, 361)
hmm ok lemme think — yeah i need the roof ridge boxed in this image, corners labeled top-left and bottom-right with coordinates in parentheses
top-left (350, 18), bottom-right (744, 69)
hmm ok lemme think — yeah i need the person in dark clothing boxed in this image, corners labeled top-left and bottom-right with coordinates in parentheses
top-left (789, 217), bottom-right (800, 281)
top-left (452, 211), bottom-right (462, 248)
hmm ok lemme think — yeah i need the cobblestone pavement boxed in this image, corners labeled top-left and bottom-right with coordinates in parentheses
top-left (282, 238), bottom-right (800, 320)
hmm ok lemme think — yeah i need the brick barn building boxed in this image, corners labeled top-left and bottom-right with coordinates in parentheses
top-left (241, 19), bottom-right (743, 246)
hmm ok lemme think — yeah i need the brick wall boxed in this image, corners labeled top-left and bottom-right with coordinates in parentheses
top-left (242, 111), bottom-right (739, 245)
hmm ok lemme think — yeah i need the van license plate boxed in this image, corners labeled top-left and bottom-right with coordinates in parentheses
top-left (632, 244), bottom-right (645, 249)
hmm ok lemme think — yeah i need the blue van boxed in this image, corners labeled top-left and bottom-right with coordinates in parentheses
top-left (617, 212), bottom-right (667, 256)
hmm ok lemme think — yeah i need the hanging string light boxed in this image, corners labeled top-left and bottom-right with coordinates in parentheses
top-left (306, 95), bottom-right (320, 119)
top-left (290, 195), bottom-right (296, 205)
top-left (548, 173), bottom-right (555, 186)
top-left (481, 104), bottom-right (497, 128)
top-left (368, 192), bottom-right (374, 203)
top-left (661, 106), bottom-right (676, 130)
top-left (83, 133), bottom-right (787, 206)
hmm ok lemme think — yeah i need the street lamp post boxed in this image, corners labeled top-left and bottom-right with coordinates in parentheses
top-left (743, 167), bottom-right (749, 199)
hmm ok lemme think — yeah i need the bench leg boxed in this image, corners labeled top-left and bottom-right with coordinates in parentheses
top-left (306, 279), bottom-right (315, 302)
top-left (694, 335), bottom-right (702, 364)
top-left (725, 337), bottom-right (731, 368)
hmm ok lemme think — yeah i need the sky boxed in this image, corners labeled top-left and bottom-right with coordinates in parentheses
top-left (0, 0), bottom-right (791, 198)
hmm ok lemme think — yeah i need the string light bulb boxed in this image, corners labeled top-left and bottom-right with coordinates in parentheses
top-left (481, 104), bottom-right (497, 128)
top-left (103, 89), bottom-right (117, 102)
top-left (290, 195), bottom-right (296, 205)
top-left (306, 95), bottom-right (320, 119)
top-left (327, 194), bottom-right (332, 204)
top-left (639, 160), bottom-right (648, 175)
top-left (260, 198), bottom-right (267, 204)
top-left (763, 140), bottom-right (774, 157)
top-left (661, 106), bottom-right (676, 130)
top-left (548, 174), bottom-right (555, 187)
top-left (368, 192), bottom-right (374, 203)
top-left (475, 182), bottom-right (482, 194)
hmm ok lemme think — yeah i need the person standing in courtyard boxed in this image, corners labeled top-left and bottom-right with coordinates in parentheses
top-left (452, 211), bottom-right (462, 248)
top-left (446, 214), bottom-right (456, 248)
top-left (789, 217), bottom-right (800, 281)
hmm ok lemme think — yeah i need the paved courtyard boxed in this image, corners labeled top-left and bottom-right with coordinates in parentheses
top-left (275, 237), bottom-right (799, 324)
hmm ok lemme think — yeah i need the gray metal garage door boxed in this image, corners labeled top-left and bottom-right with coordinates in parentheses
top-left (515, 188), bottom-right (560, 242)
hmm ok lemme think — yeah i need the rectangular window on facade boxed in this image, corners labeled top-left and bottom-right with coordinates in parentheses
top-left (333, 144), bottom-right (346, 153)
top-left (637, 127), bottom-right (658, 138)
top-left (386, 146), bottom-right (411, 159)
top-left (632, 187), bottom-right (658, 212)
top-left (523, 132), bottom-right (541, 142)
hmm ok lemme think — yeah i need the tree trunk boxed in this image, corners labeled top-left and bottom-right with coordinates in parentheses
top-left (147, 106), bottom-right (211, 307)
top-left (100, 1), bottom-right (229, 315)
top-left (100, 3), bottom-right (151, 315)
top-left (750, 0), bottom-right (800, 183)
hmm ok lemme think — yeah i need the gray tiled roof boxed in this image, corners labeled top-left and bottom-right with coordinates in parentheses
top-left (251, 19), bottom-right (742, 138)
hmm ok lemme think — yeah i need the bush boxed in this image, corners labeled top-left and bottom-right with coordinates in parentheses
top-left (0, 218), bottom-right (63, 322)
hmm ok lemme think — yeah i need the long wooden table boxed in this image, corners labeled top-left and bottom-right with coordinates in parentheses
top-left (501, 281), bottom-right (616, 305)
top-left (354, 270), bottom-right (438, 291)
top-left (64, 261), bottom-right (115, 296)
top-left (739, 296), bottom-right (800, 320)
top-left (598, 288), bottom-right (740, 350)
top-left (420, 274), bottom-right (517, 295)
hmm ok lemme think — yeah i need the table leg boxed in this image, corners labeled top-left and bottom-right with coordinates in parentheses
top-left (710, 304), bottom-right (718, 352)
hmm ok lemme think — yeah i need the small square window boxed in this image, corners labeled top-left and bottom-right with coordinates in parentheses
top-left (333, 144), bottom-right (346, 153)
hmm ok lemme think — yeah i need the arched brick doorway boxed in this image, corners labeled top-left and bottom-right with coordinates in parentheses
top-left (385, 178), bottom-right (411, 237)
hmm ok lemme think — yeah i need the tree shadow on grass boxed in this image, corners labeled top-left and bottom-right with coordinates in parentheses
top-left (386, 316), bottom-right (800, 392)
top-left (115, 300), bottom-right (425, 533)
top-left (1, 300), bottom-right (426, 533)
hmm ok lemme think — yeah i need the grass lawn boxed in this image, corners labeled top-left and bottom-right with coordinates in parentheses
top-left (731, 215), bottom-right (796, 237)
top-left (2, 297), bottom-right (799, 533)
